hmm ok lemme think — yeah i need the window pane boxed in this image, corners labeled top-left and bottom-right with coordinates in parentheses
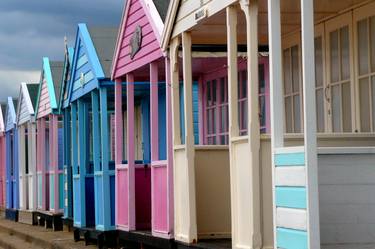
top-left (259, 96), bottom-right (266, 128)
top-left (212, 108), bottom-right (216, 136)
top-left (241, 100), bottom-right (248, 134)
top-left (292, 46), bottom-right (300, 92)
top-left (285, 96), bottom-right (293, 133)
top-left (315, 36), bottom-right (323, 87)
top-left (340, 26), bottom-right (350, 80)
top-left (220, 77), bottom-right (225, 102)
top-left (207, 110), bottom-right (212, 134)
top-left (212, 80), bottom-right (217, 104)
top-left (293, 95), bottom-right (301, 133)
top-left (332, 85), bottom-right (341, 132)
top-left (316, 89), bottom-right (325, 132)
top-left (207, 82), bottom-right (211, 105)
top-left (241, 71), bottom-right (247, 98)
top-left (371, 17), bottom-right (375, 72)
top-left (360, 78), bottom-right (370, 132)
top-left (358, 19), bottom-right (369, 75)
top-left (342, 82), bottom-right (352, 132)
top-left (330, 30), bottom-right (340, 83)
top-left (283, 49), bottom-right (292, 94)
top-left (259, 64), bottom-right (265, 94)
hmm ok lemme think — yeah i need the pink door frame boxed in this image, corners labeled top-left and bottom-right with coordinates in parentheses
top-left (115, 57), bottom-right (173, 238)
top-left (36, 114), bottom-right (62, 212)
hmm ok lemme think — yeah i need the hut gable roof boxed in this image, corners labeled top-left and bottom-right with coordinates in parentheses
top-left (16, 83), bottom-right (38, 125)
top-left (67, 24), bottom-right (118, 103)
top-left (111, 0), bottom-right (168, 79)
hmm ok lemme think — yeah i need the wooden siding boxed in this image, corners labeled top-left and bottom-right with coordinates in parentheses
top-left (113, 0), bottom-right (163, 78)
top-left (318, 153), bottom-right (375, 245)
top-left (5, 99), bottom-right (16, 132)
top-left (18, 92), bottom-right (30, 125)
top-left (37, 77), bottom-right (52, 119)
top-left (171, 0), bottom-right (236, 39)
top-left (70, 38), bottom-right (98, 102)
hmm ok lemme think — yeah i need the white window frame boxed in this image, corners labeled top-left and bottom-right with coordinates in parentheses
top-left (282, 32), bottom-right (304, 133)
top-left (354, 1), bottom-right (375, 132)
top-left (325, 12), bottom-right (355, 133)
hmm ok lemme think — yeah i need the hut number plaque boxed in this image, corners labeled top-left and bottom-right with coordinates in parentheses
top-left (130, 25), bottom-right (142, 60)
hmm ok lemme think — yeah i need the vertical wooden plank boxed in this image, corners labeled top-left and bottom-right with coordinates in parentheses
top-left (115, 79), bottom-right (123, 165)
top-left (40, 117), bottom-right (46, 210)
top-left (18, 125), bottom-right (24, 210)
top-left (150, 62), bottom-right (159, 161)
top-left (77, 99), bottom-right (87, 227)
top-left (71, 104), bottom-right (78, 175)
top-left (170, 38), bottom-right (181, 146)
top-left (14, 127), bottom-right (19, 209)
top-left (30, 122), bottom-right (37, 211)
top-left (53, 115), bottom-right (59, 211)
top-left (165, 57), bottom-right (174, 234)
top-left (198, 76), bottom-right (204, 145)
top-left (242, 0), bottom-right (262, 247)
top-left (182, 31), bottom-right (197, 242)
top-left (301, 0), bottom-right (320, 247)
top-left (227, 6), bottom-right (239, 138)
top-left (127, 73), bottom-right (136, 230)
top-left (268, 0), bottom-right (284, 148)
top-left (100, 87), bottom-right (111, 228)
top-left (267, 0), bottom-right (284, 247)
top-left (92, 90), bottom-right (100, 172)
top-left (63, 108), bottom-right (72, 217)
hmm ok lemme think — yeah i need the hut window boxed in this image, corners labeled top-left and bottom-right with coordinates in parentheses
top-left (315, 36), bottom-right (325, 133)
top-left (283, 45), bottom-right (302, 133)
top-left (327, 24), bottom-right (352, 133)
top-left (202, 60), bottom-right (269, 144)
top-left (356, 15), bottom-right (375, 132)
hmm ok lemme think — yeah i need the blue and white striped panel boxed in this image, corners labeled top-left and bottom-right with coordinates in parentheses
top-left (274, 147), bottom-right (308, 249)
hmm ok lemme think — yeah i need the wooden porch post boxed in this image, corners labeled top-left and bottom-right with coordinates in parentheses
top-left (227, 6), bottom-right (239, 139)
top-left (170, 38), bottom-right (181, 146)
top-left (29, 121), bottom-right (37, 211)
top-left (126, 73), bottom-right (136, 230)
top-left (165, 57), bottom-right (174, 234)
top-left (92, 90), bottom-right (101, 226)
top-left (150, 62), bottom-right (159, 162)
top-left (100, 87), bottom-right (111, 228)
top-left (267, 0), bottom-right (284, 247)
top-left (40, 117), bottom-right (46, 210)
top-left (18, 125), bottom-right (25, 210)
top-left (240, 0), bottom-right (262, 247)
top-left (301, 0), bottom-right (320, 247)
top-left (52, 114), bottom-right (59, 211)
top-left (77, 100), bottom-right (87, 227)
top-left (182, 31), bottom-right (197, 243)
top-left (115, 79), bottom-right (123, 165)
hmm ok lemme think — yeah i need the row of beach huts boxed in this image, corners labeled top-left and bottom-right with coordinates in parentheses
top-left (1, 0), bottom-right (375, 249)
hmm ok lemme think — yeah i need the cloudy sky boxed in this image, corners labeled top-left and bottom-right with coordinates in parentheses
top-left (0, 0), bottom-right (124, 103)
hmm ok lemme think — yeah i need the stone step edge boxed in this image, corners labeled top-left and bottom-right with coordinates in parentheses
top-left (0, 222), bottom-right (59, 249)
top-left (0, 230), bottom-right (33, 249)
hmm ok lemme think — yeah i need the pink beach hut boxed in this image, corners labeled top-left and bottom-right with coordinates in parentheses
top-left (112, 0), bottom-right (174, 246)
top-left (35, 58), bottom-right (64, 230)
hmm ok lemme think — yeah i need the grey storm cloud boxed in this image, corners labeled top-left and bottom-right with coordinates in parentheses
top-left (0, 0), bottom-right (124, 103)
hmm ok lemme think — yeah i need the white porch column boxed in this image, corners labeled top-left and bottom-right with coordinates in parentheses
top-left (28, 121), bottom-right (37, 211)
top-left (301, 0), bottom-right (320, 247)
top-left (170, 32), bottom-right (197, 243)
top-left (240, 1), bottom-right (262, 248)
top-left (268, 0), bottom-right (320, 248)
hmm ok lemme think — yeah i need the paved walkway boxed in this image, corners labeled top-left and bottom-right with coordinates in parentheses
top-left (0, 218), bottom-right (96, 249)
